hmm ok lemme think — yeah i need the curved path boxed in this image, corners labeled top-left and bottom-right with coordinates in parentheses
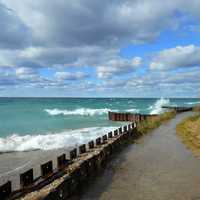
top-left (80, 112), bottom-right (200, 200)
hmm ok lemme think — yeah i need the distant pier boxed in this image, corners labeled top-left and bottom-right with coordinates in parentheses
top-left (162, 106), bottom-right (193, 113)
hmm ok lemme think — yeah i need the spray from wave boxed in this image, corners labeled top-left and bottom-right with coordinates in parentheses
top-left (0, 127), bottom-right (118, 153)
top-left (45, 108), bottom-right (116, 116)
top-left (149, 98), bottom-right (170, 115)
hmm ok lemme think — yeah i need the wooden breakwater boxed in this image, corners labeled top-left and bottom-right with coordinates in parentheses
top-left (0, 107), bottom-right (192, 200)
top-left (108, 111), bottom-right (158, 122)
top-left (108, 106), bottom-right (194, 122)
top-left (162, 106), bottom-right (193, 113)
top-left (0, 123), bottom-right (139, 200)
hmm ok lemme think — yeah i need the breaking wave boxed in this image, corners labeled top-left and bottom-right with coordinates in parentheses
top-left (149, 98), bottom-right (170, 115)
top-left (125, 108), bottom-right (140, 113)
top-left (185, 101), bottom-right (200, 105)
top-left (45, 107), bottom-right (141, 116)
top-left (0, 127), bottom-right (118, 153)
top-left (45, 108), bottom-right (116, 116)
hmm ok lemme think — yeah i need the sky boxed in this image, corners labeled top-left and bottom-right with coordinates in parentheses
top-left (0, 0), bottom-right (200, 97)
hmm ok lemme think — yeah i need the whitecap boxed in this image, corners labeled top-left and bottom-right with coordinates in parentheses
top-left (125, 108), bottom-right (140, 113)
top-left (45, 108), bottom-right (117, 116)
top-left (0, 127), bottom-right (118, 153)
top-left (185, 101), bottom-right (200, 105)
top-left (149, 98), bottom-right (170, 115)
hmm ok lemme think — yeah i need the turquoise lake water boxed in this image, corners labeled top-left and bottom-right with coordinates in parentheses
top-left (0, 97), bottom-right (199, 152)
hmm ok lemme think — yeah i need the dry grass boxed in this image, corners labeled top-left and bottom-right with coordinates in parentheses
top-left (137, 111), bottom-right (176, 135)
top-left (176, 111), bottom-right (200, 157)
top-left (193, 106), bottom-right (200, 112)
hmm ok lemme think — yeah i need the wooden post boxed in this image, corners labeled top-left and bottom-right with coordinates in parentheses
top-left (20, 169), bottom-right (34, 188)
top-left (0, 181), bottom-right (12, 200)
top-left (57, 154), bottom-right (70, 169)
top-left (128, 124), bottom-right (131, 131)
top-left (96, 137), bottom-right (101, 146)
top-left (102, 135), bottom-right (108, 143)
top-left (88, 140), bottom-right (94, 149)
top-left (124, 125), bottom-right (127, 132)
top-left (108, 132), bottom-right (113, 138)
top-left (70, 148), bottom-right (77, 160)
top-left (41, 161), bottom-right (53, 177)
top-left (114, 129), bottom-right (118, 136)
top-left (79, 144), bottom-right (86, 154)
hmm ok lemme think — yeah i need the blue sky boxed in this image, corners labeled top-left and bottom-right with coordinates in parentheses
top-left (0, 0), bottom-right (200, 97)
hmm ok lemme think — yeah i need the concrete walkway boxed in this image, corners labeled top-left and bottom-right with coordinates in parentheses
top-left (80, 112), bottom-right (200, 200)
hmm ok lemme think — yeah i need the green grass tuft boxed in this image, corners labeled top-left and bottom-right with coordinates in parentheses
top-left (137, 111), bottom-right (176, 135)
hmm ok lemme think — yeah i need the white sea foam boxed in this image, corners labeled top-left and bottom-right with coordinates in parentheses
top-left (0, 127), bottom-right (118, 153)
top-left (185, 101), bottom-right (200, 105)
top-left (125, 108), bottom-right (140, 113)
top-left (149, 98), bottom-right (170, 115)
top-left (45, 108), bottom-right (116, 116)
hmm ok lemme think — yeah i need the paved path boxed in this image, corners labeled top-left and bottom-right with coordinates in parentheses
top-left (80, 112), bottom-right (200, 200)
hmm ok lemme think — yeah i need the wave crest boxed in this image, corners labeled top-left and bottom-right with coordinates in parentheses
top-left (0, 127), bottom-right (118, 153)
top-left (185, 101), bottom-right (200, 105)
top-left (149, 98), bottom-right (170, 115)
top-left (45, 108), bottom-right (114, 116)
top-left (125, 108), bottom-right (140, 113)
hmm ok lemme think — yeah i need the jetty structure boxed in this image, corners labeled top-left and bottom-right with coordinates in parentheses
top-left (0, 106), bottom-right (192, 200)
top-left (162, 106), bottom-right (193, 113)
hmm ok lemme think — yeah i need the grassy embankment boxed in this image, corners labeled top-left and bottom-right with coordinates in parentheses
top-left (176, 106), bottom-right (200, 156)
top-left (137, 111), bottom-right (176, 135)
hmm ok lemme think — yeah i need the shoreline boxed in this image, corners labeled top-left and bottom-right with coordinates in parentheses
top-left (0, 108), bottom-right (194, 199)
top-left (11, 111), bottom-right (177, 199)
top-left (0, 148), bottom-right (72, 191)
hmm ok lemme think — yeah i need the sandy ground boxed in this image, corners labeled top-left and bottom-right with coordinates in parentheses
top-left (77, 112), bottom-right (200, 200)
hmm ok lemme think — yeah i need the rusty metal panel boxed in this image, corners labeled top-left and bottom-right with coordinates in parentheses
top-left (70, 148), bottom-right (77, 160)
top-left (123, 113), bottom-right (126, 121)
top-left (79, 144), bottom-right (86, 154)
top-left (20, 169), bottom-right (34, 188)
top-left (117, 113), bottom-right (120, 121)
top-left (118, 113), bottom-right (122, 121)
top-left (126, 113), bottom-right (129, 121)
top-left (0, 181), bottom-right (11, 200)
top-left (41, 161), bottom-right (53, 177)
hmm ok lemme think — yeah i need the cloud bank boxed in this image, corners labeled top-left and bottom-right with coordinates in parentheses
top-left (0, 0), bottom-right (200, 97)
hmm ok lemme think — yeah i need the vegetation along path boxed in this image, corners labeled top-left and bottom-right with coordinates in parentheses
top-left (78, 112), bottom-right (200, 200)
